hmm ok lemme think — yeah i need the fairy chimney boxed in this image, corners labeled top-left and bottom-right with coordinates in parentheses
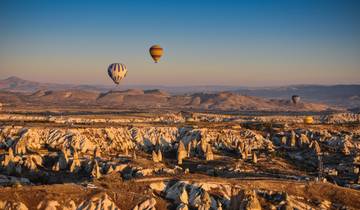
top-left (152, 150), bottom-right (160, 163)
top-left (205, 144), bottom-right (214, 161)
top-left (91, 160), bottom-right (101, 179)
top-left (178, 186), bottom-right (189, 204)
top-left (157, 149), bottom-right (163, 162)
top-left (133, 150), bottom-right (137, 160)
top-left (290, 130), bottom-right (296, 147)
top-left (124, 146), bottom-right (129, 156)
top-left (70, 149), bottom-right (81, 173)
top-left (252, 152), bottom-right (258, 164)
top-left (94, 147), bottom-right (101, 159)
top-left (187, 143), bottom-right (192, 158)
top-left (177, 141), bottom-right (187, 165)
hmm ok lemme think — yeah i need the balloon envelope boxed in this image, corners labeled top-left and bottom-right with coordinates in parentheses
top-left (107, 63), bottom-right (127, 84)
top-left (149, 45), bottom-right (163, 63)
top-left (292, 95), bottom-right (300, 104)
top-left (304, 116), bottom-right (314, 124)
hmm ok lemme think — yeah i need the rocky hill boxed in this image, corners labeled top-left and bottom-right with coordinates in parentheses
top-left (1, 77), bottom-right (359, 108)
top-left (0, 89), bottom-right (335, 112)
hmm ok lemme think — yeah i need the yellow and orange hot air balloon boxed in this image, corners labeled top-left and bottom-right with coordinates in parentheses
top-left (304, 116), bottom-right (314, 124)
top-left (149, 45), bottom-right (163, 63)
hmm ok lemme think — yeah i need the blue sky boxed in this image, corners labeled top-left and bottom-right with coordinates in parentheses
top-left (0, 0), bottom-right (359, 86)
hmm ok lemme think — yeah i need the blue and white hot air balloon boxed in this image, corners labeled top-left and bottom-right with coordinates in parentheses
top-left (107, 63), bottom-right (127, 85)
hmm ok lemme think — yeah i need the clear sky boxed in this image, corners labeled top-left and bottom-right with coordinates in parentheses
top-left (0, 0), bottom-right (359, 86)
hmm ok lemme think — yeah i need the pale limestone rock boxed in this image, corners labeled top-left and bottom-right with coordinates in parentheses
top-left (2, 148), bottom-right (14, 168)
top-left (299, 134), bottom-right (310, 146)
top-left (69, 133), bottom-right (96, 154)
top-left (186, 143), bottom-right (192, 158)
top-left (37, 200), bottom-right (60, 210)
top-left (0, 200), bottom-right (28, 210)
top-left (124, 146), bottom-right (129, 156)
top-left (177, 141), bottom-right (187, 165)
top-left (205, 144), bottom-right (213, 161)
top-left (239, 190), bottom-right (261, 210)
top-left (94, 147), bottom-right (101, 159)
top-left (319, 200), bottom-right (332, 209)
top-left (23, 156), bottom-right (37, 171)
top-left (342, 145), bottom-right (350, 156)
top-left (200, 140), bottom-right (208, 155)
top-left (165, 182), bottom-right (186, 201)
top-left (112, 164), bottom-right (128, 173)
top-left (64, 200), bottom-right (77, 210)
top-left (70, 150), bottom-right (81, 173)
top-left (238, 141), bottom-right (245, 153)
top-left (132, 197), bottom-right (156, 210)
top-left (354, 167), bottom-right (359, 174)
top-left (152, 150), bottom-right (160, 163)
top-left (136, 168), bottom-right (154, 177)
top-left (133, 150), bottom-right (137, 160)
top-left (149, 182), bottom-right (166, 192)
top-left (14, 136), bottom-right (27, 155)
top-left (157, 149), bottom-right (163, 162)
top-left (310, 141), bottom-right (321, 155)
top-left (217, 201), bottom-right (223, 210)
top-left (52, 161), bottom-right (60, 172)
top-left (252, 152), bottom-right (258, 164)
top-left (198, 191), bottom-right (211, 210)
top-left (91, 160), bottom-right (101, 179)
top-left (8, 148), bottom-right (14, 159)
top-left (179, 186), bottom-right (189, 204)
top-left (242, 148), bottom-right (248, 160)
top-left (289, 130), bottom-right (296, 147)
top-left (77, 193), bottom-right (120, 210)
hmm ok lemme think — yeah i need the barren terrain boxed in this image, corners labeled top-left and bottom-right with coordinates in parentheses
top-left (1, 88), bottom-right (360, 210)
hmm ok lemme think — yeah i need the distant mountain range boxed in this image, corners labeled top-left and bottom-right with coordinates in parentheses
top-left (0, 76), bottom-right (242, 93)
top-left (0, 76), bottom-right (359, 108)
top-left (235, 85), bottom-right (360, 108)
top-left (0, 88), bottom-right (333, 112)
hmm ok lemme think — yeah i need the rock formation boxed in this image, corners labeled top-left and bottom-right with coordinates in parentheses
top-left (91, 160), bottom-right (101, 179)
top-left (152, 150), bottom-right (160, 163)
top-left (289, 130), bottom-right (296, 147)
top-left (77, 193), bottom-right (120, 210)
top-left (70, 149), bottom-right (81, 173)
top-left (177, 141), bottom-right (187, 165)
top-left (252, 152), bottom-right (258, 164)
top-left (205, 144), bottom-right (214, 161)
top-left (157, 149), bottom-right (163, 162)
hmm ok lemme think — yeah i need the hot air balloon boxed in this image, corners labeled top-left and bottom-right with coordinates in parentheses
top-left (292, 95), bottom-right (300, 104)
top-left (107, 63), bottom-right (127, 85)
top-left (149, 45), bottom-right (163, 63)
top-left (304, 116), bottom-right (314, 124)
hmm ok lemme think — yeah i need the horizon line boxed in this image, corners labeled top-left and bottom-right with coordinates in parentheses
top-left (1, 76), bottom-right (360, 89)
